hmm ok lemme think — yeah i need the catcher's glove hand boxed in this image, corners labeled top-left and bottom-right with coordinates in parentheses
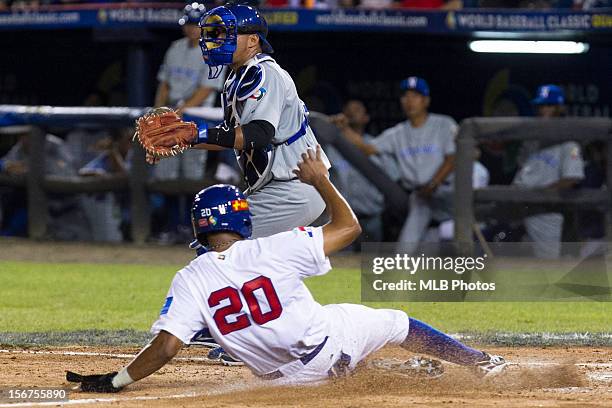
top-left (133, 107), bottom-right (198, 164)
top-left (66, 371), bottom-right (122, 393)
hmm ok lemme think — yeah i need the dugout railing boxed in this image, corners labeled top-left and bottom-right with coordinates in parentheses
top-left (0, 105), bottom-right (219, 244)
top-left (454, 117), bottom-right (612, 253)
top-left (0, 106), bottom-right (412, 245)
top-left (1, 106), bottom-right (611, 251)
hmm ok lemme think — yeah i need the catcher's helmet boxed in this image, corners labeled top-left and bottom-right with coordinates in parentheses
top-left (190, 184), bottom-right (252, 254)
top-left (179, 2), bottom-right (207, 26)
top-left (199, 4), bottom-right (273, 78)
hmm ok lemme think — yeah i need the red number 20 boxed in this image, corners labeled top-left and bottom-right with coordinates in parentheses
top-left (208, 276), bottom-right (283, 335)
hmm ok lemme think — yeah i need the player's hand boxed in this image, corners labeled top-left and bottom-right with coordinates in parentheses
top-left (330, 113), bottom-right (349, 130)
top-left (417, 182), bottom-right (437, 199)
top-left (4, 161), bottom-right (28, 175)
top-left (293, 145), bottom-right (329, 187)
top-left (66, 371), bottom-right (122, 393)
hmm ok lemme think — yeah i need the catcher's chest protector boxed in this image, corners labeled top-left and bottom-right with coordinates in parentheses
top-left (222, 55), bottom-right (276, 193)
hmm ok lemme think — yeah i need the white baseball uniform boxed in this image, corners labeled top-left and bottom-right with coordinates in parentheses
top-left (151, 226), bottom-right (409, 382)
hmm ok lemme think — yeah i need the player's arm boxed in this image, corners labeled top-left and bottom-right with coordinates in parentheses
top-left (419, 154), bottom-right (455, 198)
top-left (154, 81), bottom-right (170, 108)
top-left (340, 126), bottom-right (379, 156)
top-left (293, 145), bottom-right (361, 256)
top-left (67, 330), bottom-right (183, 392)
top-left (547, 178), bottom-right (580, 191)
top-left (547, 143), bottom-right (584, 191)
top-left (191, 120), bottom-right (275, 151)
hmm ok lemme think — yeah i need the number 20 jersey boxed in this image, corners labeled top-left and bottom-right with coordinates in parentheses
top-left (151, 226), bottom-right (331, 375)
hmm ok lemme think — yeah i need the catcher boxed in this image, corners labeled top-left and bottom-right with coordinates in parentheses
top-left (66, 147), bottom-right (508, 393)
top-left (134, 3), bottom-right (330, 240)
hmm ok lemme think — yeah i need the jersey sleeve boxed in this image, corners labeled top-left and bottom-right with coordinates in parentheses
top-left (150, 270), bottom-right (206, 344)
top-left (239, 66), bottom-right (284, 130)
top-left (156, 48), bottom-right (171, 83)
top-left (372, 127), bottom-right (398, 156)
top-left (442, 118), bottom-right (458, 155)
top-left (268, 226), bottom-right (331, 279)
top-left (560, 142), bottom-right (585, 180)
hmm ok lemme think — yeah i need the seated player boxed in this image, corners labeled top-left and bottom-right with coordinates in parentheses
top-left (66, 146), bottom-right (508, 392)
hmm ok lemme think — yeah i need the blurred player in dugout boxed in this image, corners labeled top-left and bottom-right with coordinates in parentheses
top-left (152, 2), bottom-right (226, 242)
top-left (328, 100), bottom-right (387, 246)
top-left (0, 126), bottom-right (91, 240)
top-left (511, 84), bottom-right (584, 258)
top-left (344, 77), bottom-right (457, 252)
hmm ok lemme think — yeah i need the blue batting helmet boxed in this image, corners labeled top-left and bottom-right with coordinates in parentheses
top-left (532, 84), bottom-right (565, 105)
top-left (199, 4), bottom-right (273, 79)
top-left (179, 2), bottom-right (207, 26)
top-left (190, 184), bottom-right (252, 253)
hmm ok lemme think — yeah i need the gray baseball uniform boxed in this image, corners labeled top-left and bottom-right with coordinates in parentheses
top-left (221, 54), bottom-right (330, 238)
top-left (157, 37), bottom-right (225, 108)
top-left (371, 114), bottom-right (457, 251)
top-left (373, 114), bottom-right (457, 190)
top-left (513, 141), bottom-right (585, 258)
top-left (155, 38), bottom-right (225, 182)
top-left (2, 134), bottom-right (91, 240)
top-left (326, 134), bottom-right (384, 217)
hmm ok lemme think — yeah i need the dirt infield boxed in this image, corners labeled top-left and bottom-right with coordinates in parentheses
top-left (0, 345), bottom-right (610, 407)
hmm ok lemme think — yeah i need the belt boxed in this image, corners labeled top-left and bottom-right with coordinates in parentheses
top-left (274, 115), bottom-right (308, 146)
top-left (258, 336), bottom-right (328, 380)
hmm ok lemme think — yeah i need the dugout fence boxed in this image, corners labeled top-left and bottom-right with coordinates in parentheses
top-left (454, 117), bottom-right (612, 253)
top-left (1, 106), bottom-right (611, 250)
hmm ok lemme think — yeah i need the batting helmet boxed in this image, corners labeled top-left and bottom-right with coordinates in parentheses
top-left (190, 184), bottom-right (252, 254)
top-left (199, 4), bottom-right (273, 78)
top-left (179, 2), bottom-right (207, 26)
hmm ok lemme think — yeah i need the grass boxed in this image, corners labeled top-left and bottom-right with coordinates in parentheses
top-left (0, 261), bottom-right (610, 334)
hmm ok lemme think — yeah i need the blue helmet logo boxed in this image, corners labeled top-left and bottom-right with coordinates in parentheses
top-left (199, 4), bottom-right (273, 79)
top-left (190, 184), bottom-right (252, 253)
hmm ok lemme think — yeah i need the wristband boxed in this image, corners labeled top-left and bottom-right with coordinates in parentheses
top-left (111, 367), bottom-right (134, 388)
top-left (192, 122), bottom-right (209, 146)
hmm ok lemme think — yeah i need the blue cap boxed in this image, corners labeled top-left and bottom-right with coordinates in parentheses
top-left (400, 76), bottom-right (430, 97)
top-left (532, 84), bottom-right (565, 105)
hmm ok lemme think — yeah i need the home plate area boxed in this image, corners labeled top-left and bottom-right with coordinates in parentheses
top-left (0, 345), bottom-right (610, 407)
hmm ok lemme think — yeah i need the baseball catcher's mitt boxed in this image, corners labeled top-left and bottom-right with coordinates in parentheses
top-left (133, 107), bottom-right (198, 164)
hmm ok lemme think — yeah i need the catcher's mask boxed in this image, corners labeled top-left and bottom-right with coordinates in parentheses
top-left (189, 184), bottom-right (252, 254)
top-left (199, 4), bottom-right (273, 79)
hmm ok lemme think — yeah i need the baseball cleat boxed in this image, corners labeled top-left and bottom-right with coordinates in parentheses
top-left (474, 353), bottom-right (509, 378)
top-left (207, 347), bottom-right (244, 366)
top-left (368, 356), bottom-right (444, 379)
top-left (189, 328), bottom-right (219, 348)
